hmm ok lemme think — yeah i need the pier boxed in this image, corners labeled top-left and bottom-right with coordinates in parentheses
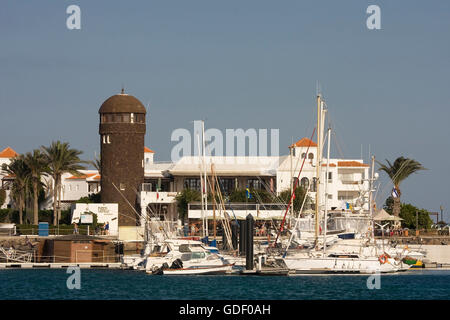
top-left (0, 262), bottom-right (123, 269)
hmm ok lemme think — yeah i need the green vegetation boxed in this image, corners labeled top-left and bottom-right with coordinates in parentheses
top-left (175, 187), bottom-right (309, 222)
top-left (377, 157), bottom-right (426, 217)
top-left (24, 149), bottom-right (47, 225)
top-left (0, 208), bottom-right (71, 225)
top-left (175, 188), bottom-right (201, 222)
top-left (1, 141), bottom-right (86, 226)
top-left (278, 187), bottom-right (309, 214)
top-left (383, 196), bottom-right (433, 230)
top-left (1, 155), bottom-right (30, 224)
top-left (0, 188), bottom-right (6, 207)
top-left (76, 192), bottom-right (101, 204)
top-left (42, 141), bottom-right (86, 226)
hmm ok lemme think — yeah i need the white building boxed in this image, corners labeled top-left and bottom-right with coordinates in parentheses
top-left (139, 137), bottom-right (370, 222)
top-left (0, 147), bottom-right (19, 209)
top-left (2, 140), bottom-right (370, 221)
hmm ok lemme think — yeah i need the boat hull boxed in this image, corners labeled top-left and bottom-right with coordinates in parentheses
top-left (159, 264), bottom-right (233, 275)
top-left (282, 256), bottom-right (403, 274)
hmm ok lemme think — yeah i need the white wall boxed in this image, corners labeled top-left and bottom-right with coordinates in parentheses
top-left (71, 203), bottom-right (118, 236)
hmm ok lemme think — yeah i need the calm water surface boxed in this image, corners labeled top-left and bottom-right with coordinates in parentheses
top-left (1, 269), bottom-right (449, 300)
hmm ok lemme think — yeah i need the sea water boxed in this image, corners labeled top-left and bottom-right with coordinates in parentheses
top-left (0, 269), bottom-right (449, 300)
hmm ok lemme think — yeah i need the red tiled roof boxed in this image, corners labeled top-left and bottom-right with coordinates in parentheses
top-left (338, 161), bottom-right (369, 167)
top-left (321, 163), bottom-right (337, 167)
top-left (0, 147), bottom-right (19, 158)
top-left (290, 138), bottom-right (317, 148)
top-left (66, 173), bottom-right (97, 180)
top-left (92, 174), bottom-right (101, 180)
top-left (144, 147), bottom-right (155, 153)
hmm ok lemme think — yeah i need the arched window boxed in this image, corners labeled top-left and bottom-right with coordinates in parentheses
top-left (300, 177), bottom-right (309, 189)
top-left (301, 153), bottom-right (306, 159)
top-left (312, 177), bottom-right (317, 192)
top-left (308, 153), bottom-right (314, 160)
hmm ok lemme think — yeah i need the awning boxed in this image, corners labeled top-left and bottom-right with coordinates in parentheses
top-left (373, 209), bottom-right (403, 221)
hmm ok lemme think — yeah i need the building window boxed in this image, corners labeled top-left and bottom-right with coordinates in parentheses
top-left (308, 153), bottom-right (314, 160)
top-left (102, 135), bottom-right (106, 144)
top-left (107, 135), bottom-right (111, 144)
top-left (184, 178), bottom-right (201, 191)
top-left (120, 183), bottom-right (125, 191)
top-left (135, 114), bottom-right (145, 123)
top-left (301, 153), bottom-right (306, 159)
top-left (328, 172), bottom-right (332, 182)
top-left (101, 113), bottom-right (136, 123)
top-left (300, 177), bottom-right (309, 189)
top-left (218, 178), bottom-right (235, 194)
top-left (247, 178), bottom-right (264, 191)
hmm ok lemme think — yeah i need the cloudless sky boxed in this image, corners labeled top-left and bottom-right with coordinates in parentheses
top-left (1, 1), bottom-right (449, 221)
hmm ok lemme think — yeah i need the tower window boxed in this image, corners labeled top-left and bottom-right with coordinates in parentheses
top-left (308, 153), bottom-right (314, 160)
top-left (301, 153), bottom-right (306, 159)
top-left (107, 135), bottom-right (111, 144)
top-left (120, 183), bottom-right (125, 191)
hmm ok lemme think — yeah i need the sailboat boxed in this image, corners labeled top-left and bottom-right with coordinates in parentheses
top-left (278, 93), bottom-right (411, 274)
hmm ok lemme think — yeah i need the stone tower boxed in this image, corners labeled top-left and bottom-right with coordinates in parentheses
top-left (99, 90), bottom-right (146, 226)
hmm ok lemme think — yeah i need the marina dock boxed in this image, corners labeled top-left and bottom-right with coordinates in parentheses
top-left (0, 262), bottom-right (123, 269)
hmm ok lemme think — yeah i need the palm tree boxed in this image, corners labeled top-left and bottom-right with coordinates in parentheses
top-left (41, 141), bottom-right (86, 225)
top-left (24, 150), bottom-right (48, 225)
top-left (91, 154), bottom-right (101, 172)
top-left (377, 157), bottom-right (426, 217)
top-left (1, 156), bottom-right (30, 224)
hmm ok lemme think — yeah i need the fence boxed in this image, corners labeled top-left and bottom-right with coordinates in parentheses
top-left (14, 226), bottom-right (110, 236)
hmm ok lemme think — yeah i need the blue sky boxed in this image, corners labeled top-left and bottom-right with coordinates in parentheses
top-left (1, 1), bottom-right (449, 221)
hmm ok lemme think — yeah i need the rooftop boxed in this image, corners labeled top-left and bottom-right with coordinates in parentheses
top-left (290, 137), bottom-right (317, 148)
top-left (0, 147), bottom-right (19, 158)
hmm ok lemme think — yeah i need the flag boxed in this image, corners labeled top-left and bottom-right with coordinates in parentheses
top-left (246, 187), bottom-right (252, 199)
top-left (392, 187), bottom-right (399, 198)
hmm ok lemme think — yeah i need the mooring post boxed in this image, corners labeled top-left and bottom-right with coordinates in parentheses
top-left (245, 214), bottom-right (254, 270)
top-left (239, 220), bottom-right (247, 256)
top-left (231, 221), bottom-right (238, 251)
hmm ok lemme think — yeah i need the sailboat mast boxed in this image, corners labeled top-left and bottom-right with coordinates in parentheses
top-left (369, 155), bottom-right (376, 244)
top-left (197, 133), bottom-right (205, 238)
top-left (202, 120), bottom-right (209, 238)
top-left (315, 94), bottom-right (321, 247)
top-left (323, 127), bottom-right (331, 255)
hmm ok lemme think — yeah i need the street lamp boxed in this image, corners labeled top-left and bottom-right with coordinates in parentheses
top-left (440, 205), bottom-right (444, 224)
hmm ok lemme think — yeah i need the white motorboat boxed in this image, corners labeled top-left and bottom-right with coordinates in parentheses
top-left (145, 242), bottom-right (232, 275)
